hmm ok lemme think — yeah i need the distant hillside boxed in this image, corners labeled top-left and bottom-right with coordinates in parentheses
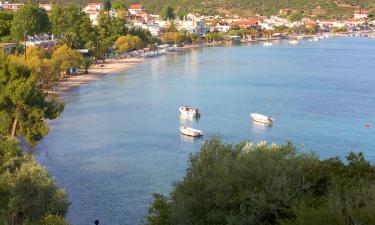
top-left (11, 0), bottom-right (375, 18)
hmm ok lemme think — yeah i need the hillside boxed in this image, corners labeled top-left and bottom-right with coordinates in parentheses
top-left (124, 0), bottom-right (375, 18)
top-left (11, 0), bottom-right (375, 18)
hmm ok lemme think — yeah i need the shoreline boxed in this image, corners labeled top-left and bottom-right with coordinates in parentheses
top-left (48, 33), bottom-right (373, 96)
top-left (48, 57), bottom-right (149, 95)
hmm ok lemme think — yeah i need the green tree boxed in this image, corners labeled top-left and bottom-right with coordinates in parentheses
top-left (50, 4), bottom-right (96, 49)
top-left (0, 52), bottom-right (64, 146)
top-left (82, 58), bottom-right (93, 74)
top-left (128, 27), bottom-right (153, 47)
top-left (0, 11), bottom-right (14, 39)
top-left (114, 35), bottom-right (143, 53)
top-left (146, 137), bottom-right (375, 225)
top-left (11, 4), bottom-right (50, 41)
top-left (161, 6), bottom-right (175, 20)
top-left (0, 139), bottom-right (69, 224)
top-left (52, 44), bottom-right (83, 76)
top-left (103, 0), bottom-right (112, 11)
top-left (22, 46), bottom-right (59, 89)
top-left (204, 31), bottom-right (224, 42)
top-left (288, 10), bottom-right (303, 22)
top-left (112, 0), bottom-right (127, 10)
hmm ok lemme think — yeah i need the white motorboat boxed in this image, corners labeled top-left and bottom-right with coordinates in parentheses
top-left (250, 113), bottom-right (274, 125)
top-left (179, 106), bottom-right (200, 117)
top-left (296, 36), bottom-right (304, 40)
top-left (289, 40), bottom-right (298, 45)
top-left (313, 36), bottom-right (320, 41)
top-left (180, 126), bottom-right (203, 137)
top-left (263, 42), bottom-right (273, 46)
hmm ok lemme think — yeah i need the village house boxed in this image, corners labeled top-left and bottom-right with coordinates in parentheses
top-left (354, 10), bottom-right (369, 19)
top-left (0, 42), bottom-right (17, 54)
top-left (0, 1), bottom-right (23, 11)
top-left (317, 19), bottom-right (344, 28)
top-left (134, 22), bottom-right (162, 36)
top-left (177, 14), bottom-right (209, 36)
top-left (26, 34), bottom-right (58, 49)
top-left (128, 5), bottom-right (145, 15)
top-left (215, 24), bottom-right (231, 32)
top-left (84, 2), bottom-right (103, 25)
top-left (346, 18), bottom-right (368, 26)
top-left (40, 4), bottom-right (53, 12)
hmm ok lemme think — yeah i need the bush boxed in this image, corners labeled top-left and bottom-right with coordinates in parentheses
top-left (146, 137), bottom-right (375, 225)
top-left (0, 139), bottom-right (69, 224)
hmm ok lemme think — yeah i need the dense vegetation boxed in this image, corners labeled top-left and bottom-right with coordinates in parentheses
top-left (9, 0), bottom-right (375, 18)
top-left (147, 137), bottom-right (375, 225)
top-left (0, 139), bottom-right (69, 225)
top-left (0, 50), bottom-right (69, 224)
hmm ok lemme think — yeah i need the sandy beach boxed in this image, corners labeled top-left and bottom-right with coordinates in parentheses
top-left (49, 57), bottom-right (148, 95)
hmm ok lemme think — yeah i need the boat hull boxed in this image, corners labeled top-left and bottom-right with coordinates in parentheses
top-left (180, 127), bottom-right (203, 137)
top-left (250, 113), bottom-right (274, 125)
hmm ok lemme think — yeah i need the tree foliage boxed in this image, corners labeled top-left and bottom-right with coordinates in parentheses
top-left (51, 44), bottom-right (83, 75)
top-left (112, 0), bottom-right (127, 10)
top-left (161, 6), bottom-right (175, 20)
top-left (50, 4), bottom-right (96, 49)
top-left (102, 0), bottom-right (112, 11)
top-left (0, 11), bottom-right (14, 40)
top-left (114, 35), bottom-right (143, 53)
top-left (287, 10), bottom-right (303, 22)
top-left (0, 51), bottom-right (64, 146)
top-left (0, 138), bottom-right (69, 225)
top-left (11, 4), bottom-right (50, 41)
top-left (146, 137), bottom-right (375, 225)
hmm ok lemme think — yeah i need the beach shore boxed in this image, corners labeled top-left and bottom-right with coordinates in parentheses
top-left (48, 57), bottom-right (148, 95)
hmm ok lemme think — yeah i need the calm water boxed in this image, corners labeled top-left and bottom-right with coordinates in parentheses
top-left (37, 38), bottom-right (375, 225)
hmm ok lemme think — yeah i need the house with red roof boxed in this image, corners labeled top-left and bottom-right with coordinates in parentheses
top-left (354, 10), bottom-right (368, 19)
top-left (346, 18), bottom-right (368, 25)
top-left (128, 5), bottom-right (145, 15)
top-left (84, 3), bottom-right (103, 25)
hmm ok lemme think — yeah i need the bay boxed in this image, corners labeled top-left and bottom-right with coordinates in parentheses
top-left (37, 37), bottom-right (375, 225)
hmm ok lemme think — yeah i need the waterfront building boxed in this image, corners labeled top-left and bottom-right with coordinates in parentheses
top-left (317, 19), bottom-right (344, 28)
top-left (26, 34), bottom-right (58, 49)
top-left (128, 5), bottom-right (145, 15)
top-left (346, 18), bottom-right (368, 26)
top-left (354, 10), bottom-right (369, 19)
top-left (134, 22), bottom-right (162, 36)
top-left (215, 25), bottom-right (231, 32)
top-left (0, 42), bottom-right (17, 54)
top-left (0, 1), bottom-right (23, 11)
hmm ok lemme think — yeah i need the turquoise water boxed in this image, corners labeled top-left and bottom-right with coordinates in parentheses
top-left (37, 38), bottom-right (375, 225)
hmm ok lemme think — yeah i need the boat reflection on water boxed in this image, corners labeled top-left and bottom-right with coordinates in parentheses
top-left (251, 120), bottom-right (273, 134)
top-left (179, 133), bottom-right (203, 143)
top-left (179, 114), bottom-right (200, 122)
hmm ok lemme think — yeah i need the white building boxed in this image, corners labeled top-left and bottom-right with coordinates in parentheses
top-left (178, 14), bottom-right (209, 36)
top-left (84, 3), bottom-right (103, 25)
top-left (40, 4), bottom-right (53, 12)
top-left (354, 10), bottom-right (368, 19)
top-left (215, 25), bottom-right (231, 32)
top-left (0, 1), bottom-right (23, 11)
top-left (26, 35), bottom-right (58, 48)
top-left (134, 22), bottom-right (162, 36)
top-left (128, 5), bottom-right (145, 15)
